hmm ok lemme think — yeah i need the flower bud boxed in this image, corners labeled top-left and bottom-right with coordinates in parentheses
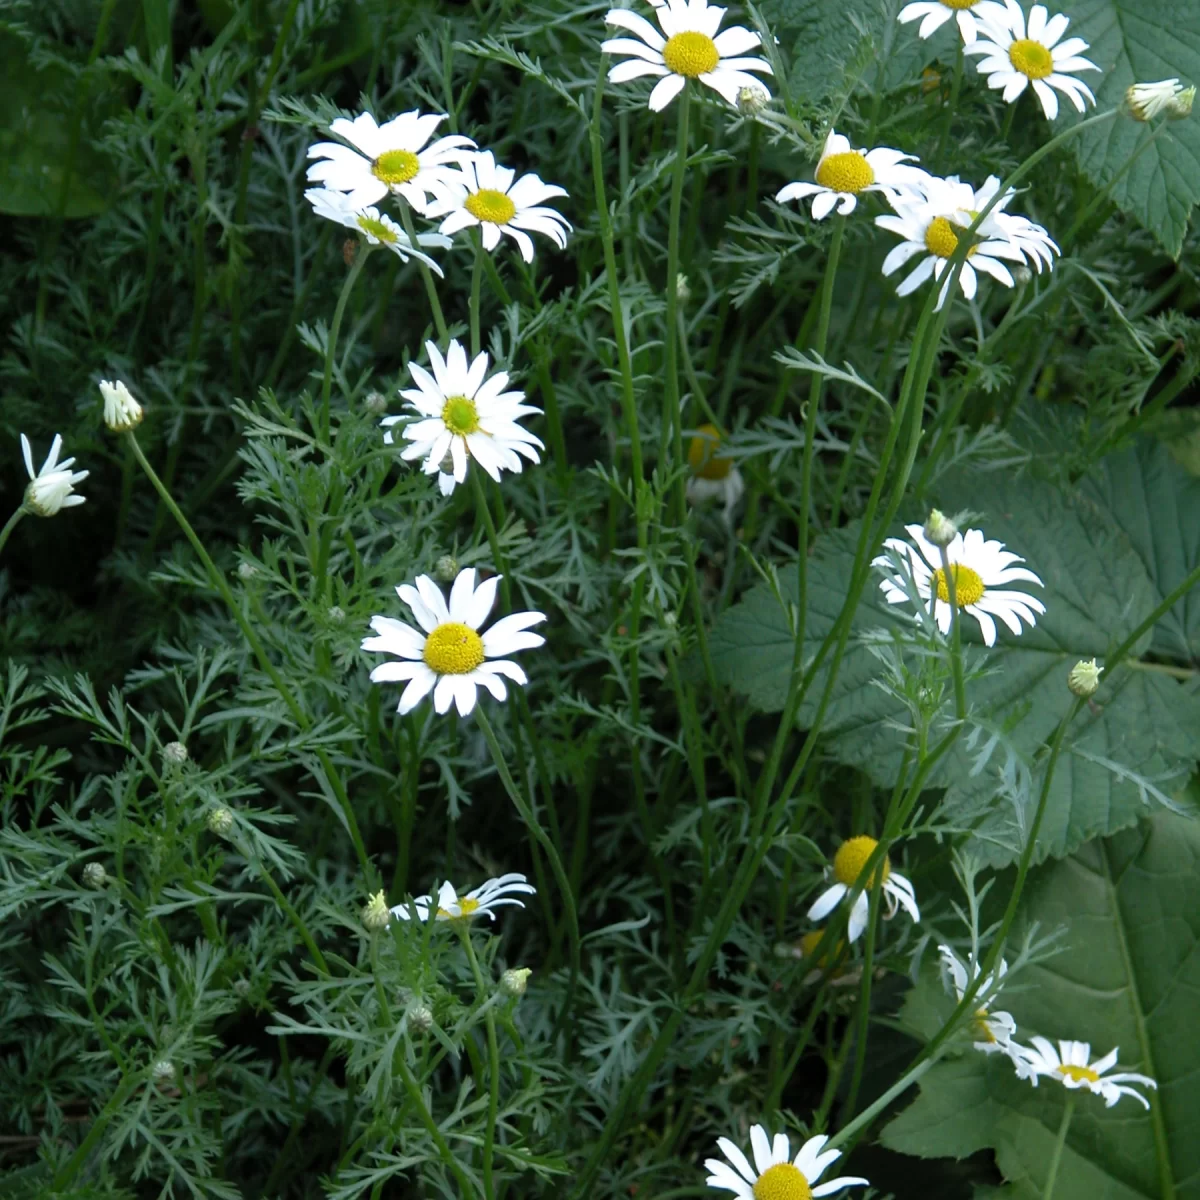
top-left (736, 84), bottom-right (769, 114)
top-left (99, 379), bottom-right (144, 432)
top-left (1125, 79), bottom-right (1190, 122)
top-left (434, 555), bottom-right (459, 583)
top-left (364, 391), bottom-right (389, 415)
top-left (163, 741), bottom-right (188, 766)
top-left (923, 508), bottom-right (958, 547)
top-left (152, 1059), bottom-right (176, 1083)
top-left (83, 862), bottom-right (107, 888)
top-left (233, 978), bottom-right (251, 998)
top-left (207, 807), bottom-right (234, 836)
top-left (362, 889), bottom-right (391, 931)
top-left (675, 273), bottom-right (691, 304)
top-left (237, 562), bottom-right (258, 581)
top-left (1013, 265), bottom-right (1033, 287)
top-left (407, 1001), bottom-right (434, 1031)
top-left (1068, 658), bottom-right (1102, 698)
top-left (1171, 85), bottom-right (1196, 119)
top-left (327, 605), bottom-right (346, 624)
top-left (500, 967), bottom-right (532, 998)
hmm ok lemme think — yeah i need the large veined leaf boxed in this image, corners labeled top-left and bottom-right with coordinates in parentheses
top-left (707, 452), bottom-right (1200, 864)
top-left (882, 809), bottom-right (1200, 1198)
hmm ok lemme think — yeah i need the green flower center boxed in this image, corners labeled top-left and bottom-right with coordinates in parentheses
top-left (442, 396), bottom-right (481, 436)
top-left (355, 214), bottom-right (398, 244)
top-left (662, 31), bottom-right (720, 77)
top-left (464, 188), bottom-right (517, 225)
top-left (423, 623), bottom-right (485, 675)
top-left (815, 151), bottom-right (875, 194)
top-left (931, 563), bottom-right (986, 607)
top-left (1009, 38), bottom-right (1054, 80)
top-left (371, 149), bottom-right (421, 185)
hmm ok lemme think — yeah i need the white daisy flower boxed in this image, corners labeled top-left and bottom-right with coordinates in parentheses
top-left (601, 0), bottom-right (773, 113)
top-left (807, 836), bottom-right (920, 943)
top-left (427, 151), bottom-right (570, 263)
top-left (965, 0), bottom-right (1098, 121)
top-left (306, 110), bottom-right (476, 214)
top-left (938, 944), bottom-right (1021, 1059)
top-left (872, 522), bottom-right (1045, 647)
top-left (705, 1125), bottom-right (869, 1200)
top-left (1125, 78), bottom-right (1190, 122)
top-left (304, 188), bottom-right (450, 273)
top-left (362, 567), bottom-right (546, 717)
top-left (382, 339), bottom-right (544, 497)
top-left (897, 0), bottom-right (1005, 45)
top-left (21, 434), bottom-right (88, 517)
top-left (99, 379), bottom-right (144, 433)
top-left (775, 129), bottom-right (929, 219)
top-left (390, 873), bottom-right (536, 922)
top-left (685, 424), bottom-right (745, 517)
top-left (1015, 1038), bottom-right (1157, 1109)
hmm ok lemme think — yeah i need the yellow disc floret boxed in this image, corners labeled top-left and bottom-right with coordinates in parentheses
top-left (815, 151), bottom-right (875, 194)
top-left (438, 895), bottom-right (481, 919)
top-left (1058, 1063), bottom-right (1100, 1084)
top-left (930, 563), bottom-right (986, 607)
top-left (423, 623), bottom-right (485, 675)
top-left (972, 1009), bottom-right (996, 1043)
top-left (1009, 39), bottom-right (1054, 80)
top-left (662, 31), bottom-right (720, 78)
top-left (442, 396), bottom-right (481, 436)
top-left (833, 835), bottom-right (890, 888)
top-left (356, 214), bottom-right (398, 244)
top-left (940, 0), bottom-right (978, 9)
top-left (465, 188), bottom-right (517, 225)
top-left (687, 423), bottom-right (732, 480)
top-left (753, 1162), bottom-right (813, 1200)
top-left (372, 149), bottom-right (421, 185)
top-left (925, 216), bottom-right (965, 259)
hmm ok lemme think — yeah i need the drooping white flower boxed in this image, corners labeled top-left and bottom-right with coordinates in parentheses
top-left (1125, 79), bottom-right (1190, 122)
top-left (362, 568), bottom-right (546, 717)
top-left (897, 0), bottom-right (1005, 45)
top-left (685, 424), bottom-right (744, 518)
top-left (1015, 1038), bottom-right (1157, 1109)
top-left (21, 434), bottom-right (88, 517)
top-left (382, 339), bottom-right (544, 496)
top-left (807, 836), bottom-right (920, 943)
top-left (965, 0), bottom-right (1098, 121)
top-left (938, 945), bottom-right (1021, 1059)
top-left (776, 129), bottom-right (929, 219)
top-left (306, 110), bottom-right (476, 214)
top-left (427, 152), bottom-right (570, 263)
top-left (390, 873), bottom-right (536, 922)
top-left (705, 1125), bottom-right (869, 1200)
top-left (873, 522), bottom-right (1045, 647)
top-left (305, 188), bottom-right (450, 272)
top-left (601, 0), bottom-right (773, 112)
top-left (99, 379), bottom-right (144, 432)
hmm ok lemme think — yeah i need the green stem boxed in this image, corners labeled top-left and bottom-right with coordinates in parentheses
top-left (661, 85), bottom-right (691, 515)
top-left (322, 246), bottom-right (369, 441)
top-left (462, 933), bottom-right (500, 1200)
top-left (398, 199), bottom-right (449, 340)
top-left (470, 239), bottom-right (485, 358)
top-left (0, 506), bottom-right (26, 557)
top-left (939, 544), bottom-right (967, 718)
top-left (51, 1069), bottom-right (145, 1191)
top-left (395, 1051), bottom-right (480, 1198)
top-left (1043, 1093), bottom-right (1076, 1200)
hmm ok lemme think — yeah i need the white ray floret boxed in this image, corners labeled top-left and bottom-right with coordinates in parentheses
top-left (390, 873), bottom-right (536, 922)
top-left (938, 944), bottom-right (1021, 1059)
top-left (705, 1124), bottom-right (869, 1200)
top-left (873, 522), bottom-right (1045, 647)
top-left (1126, 79), bottom-right (1191, 122)
top-left (427, 151), bottom-right (570, 263)
top-left (807, 836), bottom-right (920, 943)
top-left (362, 567), bottom-right (546, 717)
top-left (601, 0), bottom-right (773, 112)
top-left (382, 338), bottom-right (544, 496)
top-left (965, 0), bottom-right (1098, 120)
top-left (21, 434), bottom-right (88, 517)
top-left (99, 379), bottom-right (144, 432)
top-left (897, 0), bottom-right (1005, 45)
top-left (1015, 1038), bottom-right (1157, 1109)
top-left (776, 129), bottom-right (929, 219)
top-left (305, 188), bottom-right (451, 272)
top-left (306, 110), bottom-right (476, 213)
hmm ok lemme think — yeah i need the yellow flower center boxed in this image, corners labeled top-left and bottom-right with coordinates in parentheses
top-left (371, 148), bottom-right (421, 185)
top-left (355, 214), bottom-right (398, 244)
top-left (687, 423), bottom-right (732, 480)
top-left (442, 395), bottom-right (481, 436)
top-left (940, 0), bottom-right (977, 9)
top-left (753, 1163), bottom-right (812, 1200)
top-left (662, 31), bottom-right (720, 78)
top-left (1058, 1063), bottom-right (1101, 1084)
top-left (972, 1010), bottom-right (996, 1043)
top-left (799, 928), bottom-right (845, 969)
top-left (438, 896), bottom-right (481, 919)
top-left (423, 623), bottom-right (485, 675)
top-left (833, 836), bottom-right (891, 888)
top-left (1009, 38), bottom-right (1054, 80)
top-left (924, 216), bottom-right (979, 259)
top-left (931, 563), bottom-right (986, 607)
top-left (815, 151), bottom-right (875, 194)
top-left (464, 188), bottom-right (517, 225)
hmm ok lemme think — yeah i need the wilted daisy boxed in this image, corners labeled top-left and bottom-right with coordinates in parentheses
top-left (686, 424), bottom-right (744, 516)
top-left (390, 873), bottom-right (536, 922)
top-left (602, 0), bottom-right (773, 112)
top-left (305, 188), bottom-right (450, 272)
top-left (21, 434), bottom-right (88, 518)
top-left (382, 339), bottom-right (544, 496)
top-left (807, 836), bottom-right (919, 943)
top-left (706, 1126), bottom-right (868, 1200)
top-left (306, 110), bottom-right (476, 214)
top-left (775, 129), bottom-right (928, 219)
top-left (897, 0), bottom-right (1004, 44)
top-left (938, 945), bottom-right (1020, 1058)
top-left (427, 151), bottom-right (570, 262)
top-left (362, 567), bottom-right (546, 717)
top-left (873, 522), bottom-right (1045, 647)
top-left (1015, 1039), bottom-right (1157, 1109)
top-left (791, 929), bottom-right (857, 987)
top-left (966, 0), bottom-right (1098, 120)
top-left (1125, 79), bottom-right (1193, 122)
top-left (99, 379), bottom-right (144, 432)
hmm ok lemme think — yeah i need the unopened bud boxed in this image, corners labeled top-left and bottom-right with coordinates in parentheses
top-left (1013, 265), bottom-right (1033, 287)
top-left (434, 555), bottom-right (459, 583)
top-left (923, 509), bottom-right (958, 547)
top-left (83, 862), bottom-right (107, 888)
top-left (99, 379), bottom-right (144, 433)
top-left (328, 605), bottom-right (346, 624)
top-left (163, 741), bottom-right (188, 766)
top-left (364, 391), bottom-right (388, 415)
top-left (675, 273), bottom-right (691, 304)
top-left (500, 967), bottom-right (532, 998)
top-left (407, 1002), bottom-right (434, 1031)
top-left (736, 84), bottom-right (769, 114)
top-left (663, 612), bottom-right (678, 629)
top-left (1068, 658), bottom-right (1102, 698)
top-left (1171, 85), bottom-right (1196, 119)
top-left (233, 978), bottom-right (251, 998)
top-left (207, 807), bottom-right (234, 836)
top-left (152, 1059), bottom-right (176, 1083)
top-left (362, 889), bottom-right (391, 931)
top-left (237, 561), bottom-right (258, 581)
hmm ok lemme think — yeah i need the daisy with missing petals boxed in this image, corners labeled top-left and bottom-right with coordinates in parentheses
top-left (390, 873), bottom-right (536, 922)
top-left (1126, 79), bottom-right (1192, 122)
top-left (686, 424), bottom-right (744, 517)
top-left (873, 522), bottom-right (1045, 647)
top-left (776, 129), bottom-right (929, 219)
top-left (966, 0), bottom-right (1098, 120)
top-left (21, 434), bottom-right (88, 517)
top-left (382, 339), bottom-right (544, 496)
top-left (305, 189), bottom-right (451, 273)
top-left (897, 0), bottom-right (1003, 45)
top-left (362, 567), bottom-right (546, 717)
top-left (706, 1125), bottom-right (868, 1200)
top-left (1015, 1039), bottom-right (1157, 1109)
top-left (602, 0), bottom-right (773, 112)
top-left (938, 945), bottom-right (1020, 1059)
top-left (807, 836), bottom-right (919, 943)
top-left (306, 110), bottom-right (476, 214)
top-left (428, 152), bottom-right (570, 263)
